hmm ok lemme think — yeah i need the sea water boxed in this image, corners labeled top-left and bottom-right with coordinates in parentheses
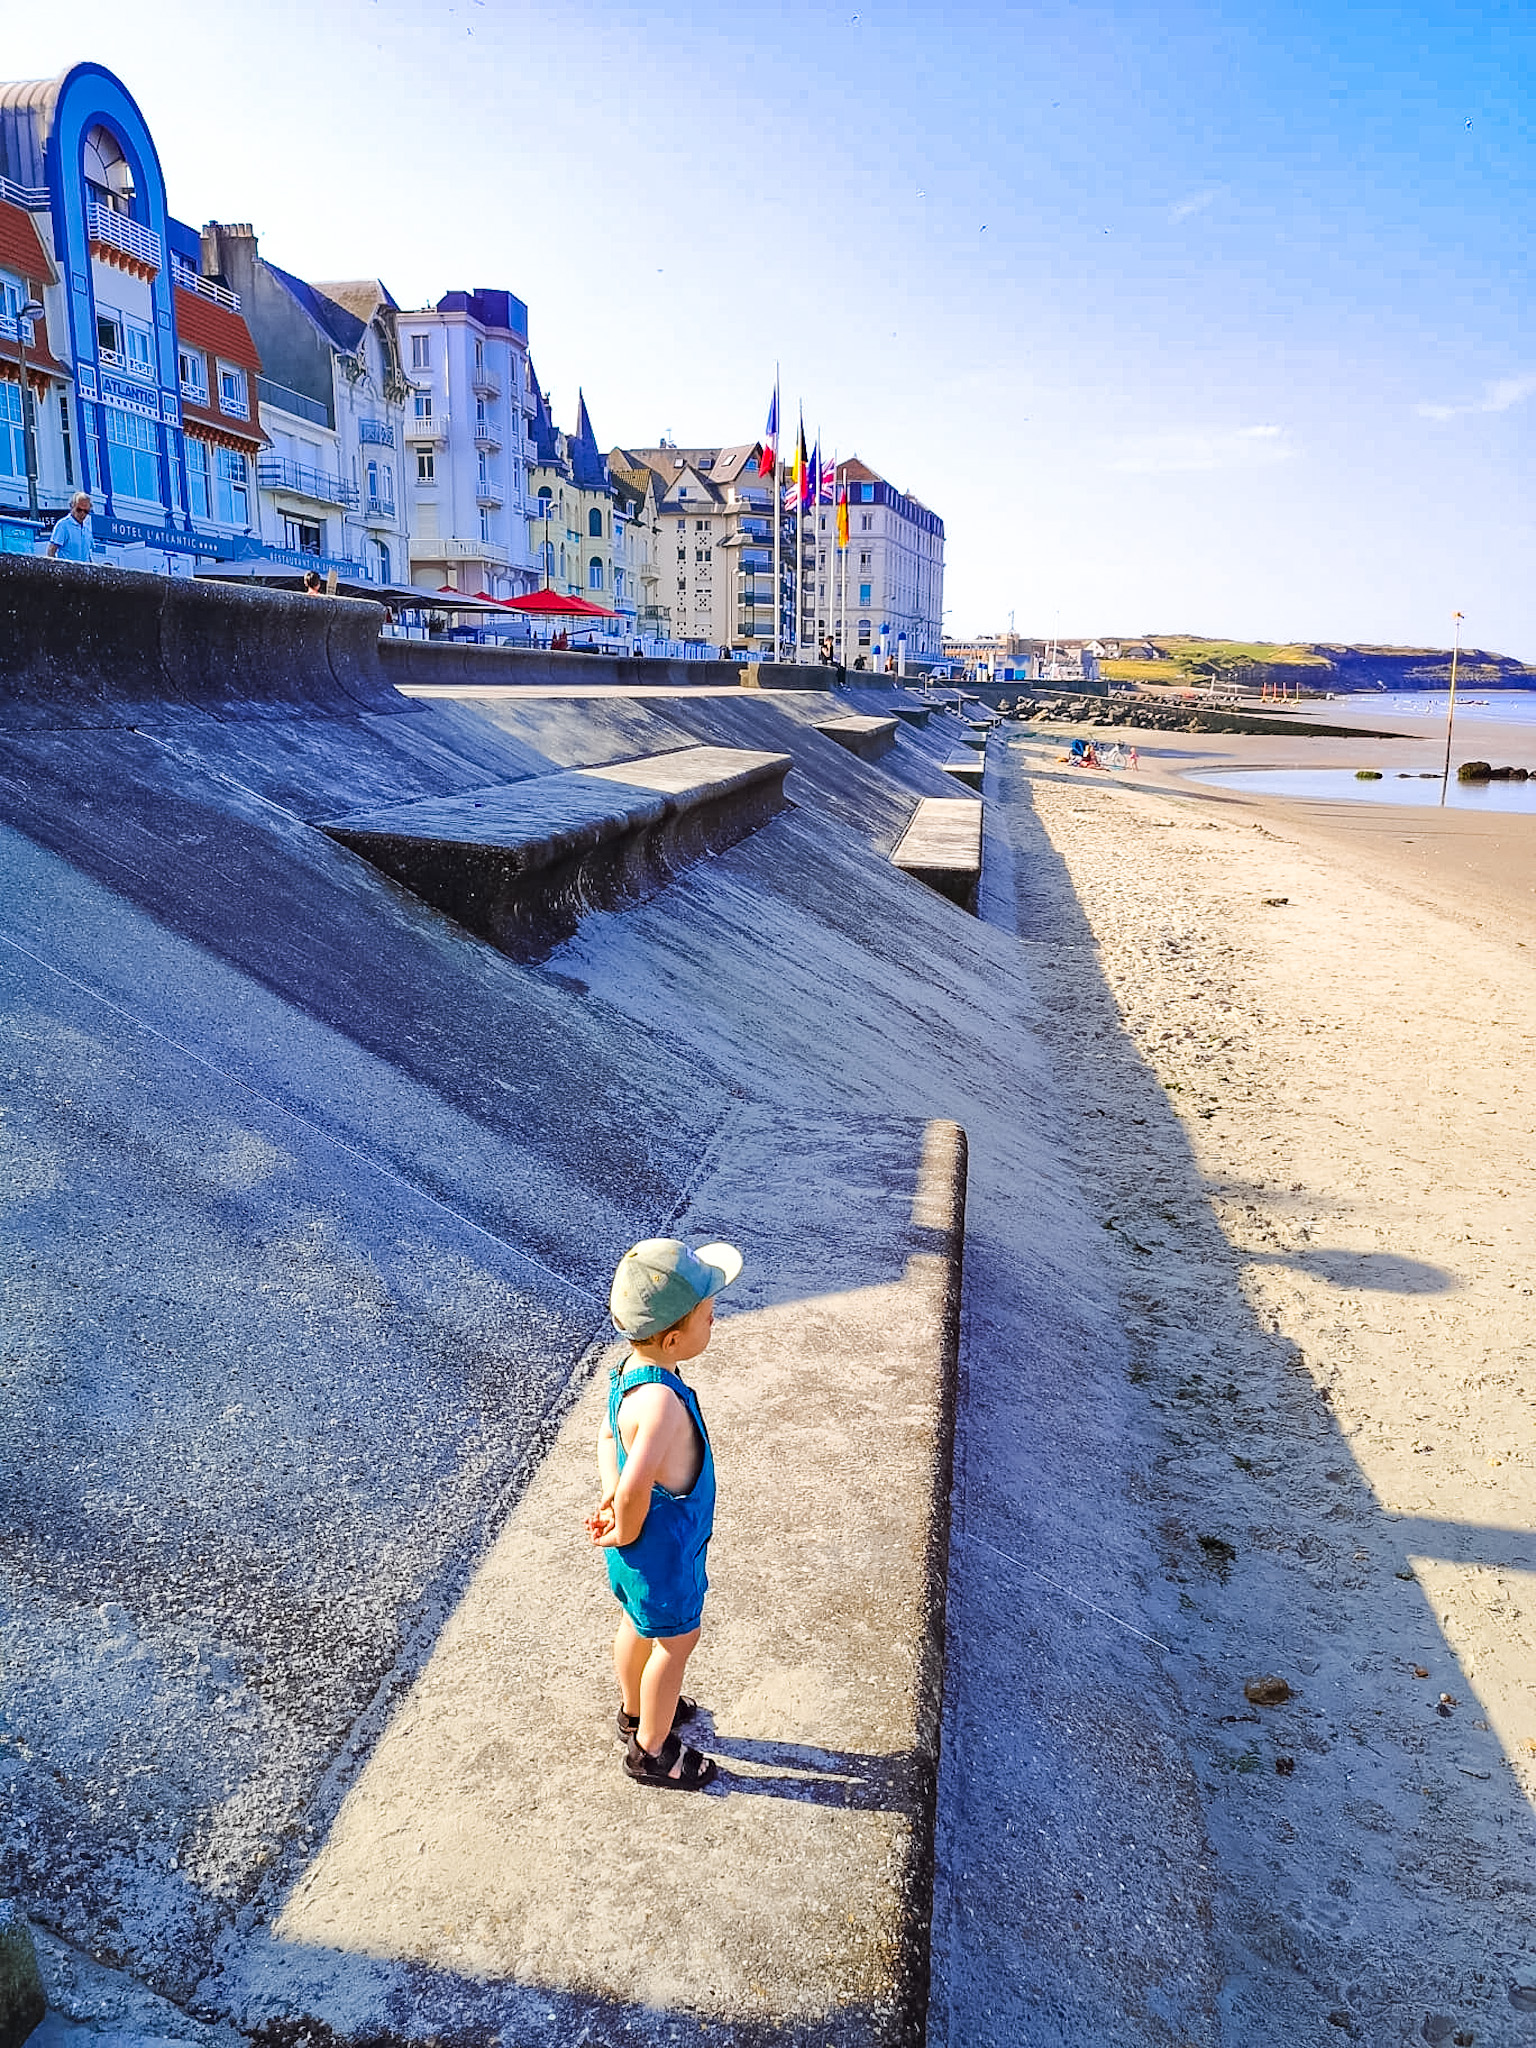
top-left (1192, 766), bottom-right (1536, 812)
top-left (1349, 688), bottom-right (1536, 726)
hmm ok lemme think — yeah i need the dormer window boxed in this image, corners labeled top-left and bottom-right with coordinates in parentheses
top-left (179, 347), bottom-right (208, 402)
top-left (217, 362), bottom-right (248, 419)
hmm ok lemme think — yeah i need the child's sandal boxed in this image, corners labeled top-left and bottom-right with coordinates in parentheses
top-left (624, 1730), bottom-right (717, 1790)
top-left (616, 1694), bottom-right (697, 1743)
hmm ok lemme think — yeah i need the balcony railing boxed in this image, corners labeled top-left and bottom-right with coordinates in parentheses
top-left (409, 536), bottom-right (508, 564)
top-left (256, 457), bottom-right (359, 508)
top-left (472, 371), bottom-right (500, 398)
top-left (0, 313), bottom-right (39, 347)
top-left (256, 376), bottom-right (332, 430)
top-left (88, 203), bottom-right (162, 273)
top-left (172, 260), bottom-right (241, 313)
top-left (407, 411), bottom-right (447, 440)
top-left (365, 492), bottom-right (396, 520)
top-left (473, 424), bottom-right (501, 450)
top-left (475, 478), bottom-right (503, 506)
top-left (0, 175), bottom-right (48, 211)
top-left (97, 346), bottom-right (153, 383)
top-left (358, 418), bottom-right (395, 447)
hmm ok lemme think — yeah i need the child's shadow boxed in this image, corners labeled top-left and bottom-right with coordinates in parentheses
top-left (693, 1715), bottom-right (915, 1810)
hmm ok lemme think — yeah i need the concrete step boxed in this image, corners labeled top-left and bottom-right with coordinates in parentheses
top-left (814, 715), bottom-right (899, 762)
top-left (890, 797), bottom-right (983, 913)
top-left (325, 744), bottom-right (791, 960)
top-left (207, 1113), bottom-right (967, 2048)
top-left (939, 756), bottom-right (984, 792)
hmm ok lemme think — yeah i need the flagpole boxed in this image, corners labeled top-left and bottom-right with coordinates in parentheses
top-left (794, 411), bottom-right (803, 665)
top-left (838, 462), bottom-right (848, 669)
top-left (771, 368), bottom-right (781, 665)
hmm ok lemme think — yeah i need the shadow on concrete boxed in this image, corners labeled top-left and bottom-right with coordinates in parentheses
top-left (692, 1722), bottom-right (913, 1811)
top-left (926, 744), bottom-right (1536, 2046)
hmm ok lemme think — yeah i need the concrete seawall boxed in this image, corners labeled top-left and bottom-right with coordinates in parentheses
top-left (0, 560), bottom-right (1005, 2046)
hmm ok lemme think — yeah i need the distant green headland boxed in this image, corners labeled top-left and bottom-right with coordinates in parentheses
top-left (1099, 636), bottom-right (1536, 693)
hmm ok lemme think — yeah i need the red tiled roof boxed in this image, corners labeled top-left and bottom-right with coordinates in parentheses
top-left (174, 285), bottom-right (265, 445)
top-left (0, 199), bottom-right (56, 291)
top-left (173, 284), bottom-right (262, 374)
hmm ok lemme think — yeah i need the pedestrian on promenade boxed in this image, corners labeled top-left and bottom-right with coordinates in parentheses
top-left (302, 568), bottom-right (324, 595)
top-left (587, 1237), bottom-right (742, 1790)
top-left (46, 492), bottom-right (94, 562)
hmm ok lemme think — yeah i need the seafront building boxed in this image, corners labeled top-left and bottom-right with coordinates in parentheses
top-left (0, 59), bottom-right (947, 635)
top-left (397, 288), bottom-right (538, 599)
top-left (821, 456), bottom-right (945, 667)
top-left (609, 442), bottom-right (779, 655)
top-left (198, 224), bottom-right (412, 587)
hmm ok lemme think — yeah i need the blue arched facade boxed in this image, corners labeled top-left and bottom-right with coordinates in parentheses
top-left (42, 63), bottom-right (187, 533)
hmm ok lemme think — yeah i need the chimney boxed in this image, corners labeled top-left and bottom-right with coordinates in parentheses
top-left (201, 221), bottom-right (259, 298)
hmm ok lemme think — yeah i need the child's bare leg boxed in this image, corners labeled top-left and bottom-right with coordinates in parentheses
top-left (613, 1614), bottom-right (650, 1718)
top-left (637, 1627), bottom-right (701, 1759)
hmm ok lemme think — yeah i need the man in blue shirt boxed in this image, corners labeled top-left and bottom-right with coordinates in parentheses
top-left (46, 493), bottom-right (95, 562)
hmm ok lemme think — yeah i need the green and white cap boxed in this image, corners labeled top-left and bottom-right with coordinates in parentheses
top-left (610, 1237), bottom-right (743, 1340)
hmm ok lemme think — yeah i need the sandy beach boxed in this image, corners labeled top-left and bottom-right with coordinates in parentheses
top-left (978, 715), bottom-right (1536, 2038)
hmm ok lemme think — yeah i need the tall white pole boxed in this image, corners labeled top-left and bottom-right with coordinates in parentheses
top-left (838, 462), bottom-right (848, 669)
top-left (771, 371), bottom-right (781, 665)
top-left (793, 416), bottom-right (803, 664)
top-left (1439, 610), bottom-right (1465, 808)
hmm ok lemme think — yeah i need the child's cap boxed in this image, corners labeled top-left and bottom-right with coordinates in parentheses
top-left (610, 1237), bottom-right (743, 1341)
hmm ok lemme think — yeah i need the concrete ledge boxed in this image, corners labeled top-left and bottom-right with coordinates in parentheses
top-left (325, 744), bottom-right (792, 961)
top-left (814, 714), bottom-right (899, 762)
top-left (0, 1902), bottom-right (44, 2048)
top-left (959, 729), bottom-right (988, 752)
top-left (888, 704), bottom-right (932, 728)
top-left (207, 1112), bottom-right (968, 2048)
top-left (741, 661), bottom-right (841, 691)
top-left (379, 639), bottom-right (747, 693)
top-left (0, 555), bottom-right (400, 726)
top-left (939, 756), bottom-right (984, 792)
top-left (890, 797), bottom-right (983, 914)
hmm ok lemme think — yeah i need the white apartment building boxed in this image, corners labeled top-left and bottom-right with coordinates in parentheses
top-left (612, 442), bottom-right (774, 654)
top-left (397, 289), bottom-right (536, 598)
top-left (820, 456), bottom-right (945, 666)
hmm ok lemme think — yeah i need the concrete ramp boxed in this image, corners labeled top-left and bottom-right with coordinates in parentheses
top-left (325, 746), bottom-right (791, 962)
top-left (205, 1115), bottom-right (964, 2048)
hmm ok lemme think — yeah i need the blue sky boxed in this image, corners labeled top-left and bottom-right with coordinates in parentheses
top-left (8, 0), bottom-right (1532, 651)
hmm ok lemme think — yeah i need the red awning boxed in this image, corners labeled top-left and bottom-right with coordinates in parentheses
top-left (504, 588), bottom-right (619, 618)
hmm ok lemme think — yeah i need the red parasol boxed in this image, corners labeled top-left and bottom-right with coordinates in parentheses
top-left (504, 588), bottom-right (620, 618)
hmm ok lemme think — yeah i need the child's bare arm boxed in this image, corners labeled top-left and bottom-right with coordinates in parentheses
top-left (587, 1413), bottom-right (621, 1543)
top-left (595, 1383), bottom-right (676, 1547)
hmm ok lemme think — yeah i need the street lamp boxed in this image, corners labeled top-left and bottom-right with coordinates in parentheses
top-left (12, 293), bottom-right (45, 523)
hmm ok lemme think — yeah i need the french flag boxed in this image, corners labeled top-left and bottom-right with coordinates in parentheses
top-left (757, 387), bottom-right (778, 477)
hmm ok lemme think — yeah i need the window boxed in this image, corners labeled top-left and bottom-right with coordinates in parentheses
top-left (417, 450), bottom-right (435, 483)
top-left (860, 514), bottom-right (873, 531)
top-left (537, 485), bottom-right (553, 510)
top-left (96, 309), bottom-right (123, 361)
top-left (178, 347), bottom-right (207, 402)
top-left (588, 557), bottom-right (603, 590)
top-left (104, 405), bottom-right (160, 500)
top-left (379, 542), bottom-right (392, 583)
top-left (217, 363), bottom-right (248, 418)
top-left (859, 582), bottom-right (872, 605)
top-left (185, 435), bottom-right (211, 517)
top-left (695, 519), bottom-right (707, 531)
top-left (215, 445), bottom-right (249, 524)
top-left (124, 320), bottom-right (153, 379)
top-left (859, 551), bottom-right (871, 568)
top-left (588, 507), bottom-right (603, 537)
top-left (414, 392), bottom-right (433, 420)
top-left (0, 382), bottom-right (25, 479)
top-left (858, 618), bottom-right (872, 646)
top-left (676, 546), bottom-right (687, 563)
top-left (675, 519), bottom-right (685, 532)
top-left (282, 514), bottom-right (322, 554)
top-left (859, 484), bottom-right (874, 502)
top-left (480, 509), bottom-right (492, 542)
top-left (473, 338), bottom-right (483, 374)
top-left (59, 390), bottom-right (74, 486)
top-left (411, 333), bottom-right (430, 369)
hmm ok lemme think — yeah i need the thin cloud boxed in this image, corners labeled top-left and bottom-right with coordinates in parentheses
top-left (1169, 188), bottom-right (1220, 222)
top-left (1103, 425), bottom-right (1292, 475)
top-left (1416, 372), bottom-right (1536, 421)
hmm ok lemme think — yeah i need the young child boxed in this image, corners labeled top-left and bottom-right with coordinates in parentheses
top-left (586, 1237), bottom-right (741, 1790)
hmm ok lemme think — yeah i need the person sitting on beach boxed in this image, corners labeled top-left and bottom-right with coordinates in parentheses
top-left (587, 1237), bottom-right (742, 1790)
